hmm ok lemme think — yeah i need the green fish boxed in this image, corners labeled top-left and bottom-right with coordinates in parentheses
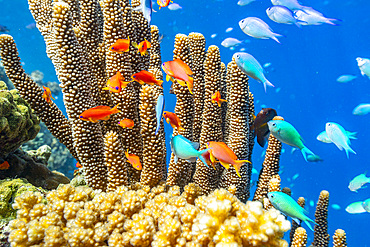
top-left (348, 173), bottom-right (370, 192)
top-left (170, 135), bottom-right (209, 167)
top-left (268, 120), bottom-right (315, 162)
top-left (268, 191), bottom-right (316, 231)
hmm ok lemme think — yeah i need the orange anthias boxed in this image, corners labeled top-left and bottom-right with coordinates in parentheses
top-left (157, 0), bottom-right (172, 9)
top-left (125, 150), bottom-right (142, 170)
top-left (211, 91), bottom-right (227, 107)
top-left (0, 161), bottom-right (9, 170)
top-left (206, 141), bottom-right (251, 178)
top-left (132, 39), bottom-right (151, 56)
top-left (162, 59), bottom-right (194, 94)
top-left (110, 37), bottom-right (130, 53)
top-left (131, 70), bottom-right (163, 88)
top-left (79, 104), bottom-right (120, 123)
top-left (118, 119), bottom-right (134, 129)
top-left (102, 71), bottom-right (132, 93)
top-left (42, 86), bottom-right (55, 105)
top-left (163, 111), bottom-right (184, 132)
top-left (75, 162), bottom-right (82, 168)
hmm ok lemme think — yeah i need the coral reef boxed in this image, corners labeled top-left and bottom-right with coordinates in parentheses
top-left (0, 81), bottom-right (40, 156)
top-left (7, 184), bottom-right (291, 246)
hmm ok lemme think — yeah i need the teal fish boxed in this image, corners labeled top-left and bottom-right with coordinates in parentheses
top-left (362, 198), bottom-right (370, 212)
top-left (268, 120), bottom-right (315, 161)
top-left (345, 201), bottom-right (366, 214)
top-left (325, 122), bottom-right (356, 158)
top-left (170, 135), bottom-right (209, 167)
top-left (348, 173), bottom-right (370, 192)
top-left (268, 191), bottom-right (316, 231)
top-left (155, 94), bottom-right (165, 135)
top-left (233, 52), bottom-right (275, 92)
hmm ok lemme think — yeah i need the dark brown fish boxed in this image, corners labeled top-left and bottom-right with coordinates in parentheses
top-left (252, 108), bottom-right (277, 147)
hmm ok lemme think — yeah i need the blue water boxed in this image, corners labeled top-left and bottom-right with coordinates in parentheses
top-left (1, 0), bottom-right (370, 245)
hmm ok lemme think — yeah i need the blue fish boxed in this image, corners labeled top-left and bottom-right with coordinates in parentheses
top-left (268, 191), bottom-right (316, 231)
top-left (266, 5), bottom-right (306, 28)
top-left (133, 0), bottom-right (152, 24)
top-left (170, 135), bottom-right (209, 167)
top-left (155, 94), bottom-right (165, 135)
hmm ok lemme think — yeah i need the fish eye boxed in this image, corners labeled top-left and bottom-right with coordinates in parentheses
top-left (115, 86), bottom-right (119, 90)
top-left (236, 54), bottom-right (240, 58)
top-left (241, 20), bottom-right (244, 23)
top-left (272, 123), bottom-right (276, 127)
top-left (271, 194), bottom-right (274, 198)
top-left (111, 47), bottom-right (114, 50)
top-left (79, 116), bottom-right (83, 118)
top-left (133, 75), bottom-right (136, 78)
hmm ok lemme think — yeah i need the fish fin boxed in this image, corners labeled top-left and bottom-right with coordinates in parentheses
top-left (174, 155), bottom-right (178, 163)
top-left (346, 131), bottom-right (357, 139)
top-left (271, 35), bottom-right (281, 44)
top-left (165, 118), bottom-right (170, 124)
top-left (220, 161), bottom-right (230, 170)
top-left (166, 75), bottom-right (171, 82)
top-left (344, 146), bottom-right (356, 159)
top-left (325, 18), bottom-right (341, 26)
top-left (295, 20), bottom-right (306, 28)
top-left (132, 42), bottom-right (138, 48)
top-left (198, 149), bottom-right (210, 168)
top-left (176, 79), bottom-right (187, 87)
top-left (300, 147), bottom-right (315, 162)
top-left (188, 157), bottom-right (197, 162)
top-left (292, 217), bottom-right (301, 225)
top-left (304, 220), bottom-right (314, 231)
top-left (257, 133), bottom-right (268, 148)
top-left (233, 160), bottom-right (251, 178)
top-left (111, 103), bottom-right (121, 114)
top-left (262, 79), bottom-right (275, 92)
top-left (191, 141), bottom-right (200, 150)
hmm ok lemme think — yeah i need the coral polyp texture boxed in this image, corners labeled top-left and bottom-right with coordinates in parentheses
top-left (8, 184), bottom-right (291, 246)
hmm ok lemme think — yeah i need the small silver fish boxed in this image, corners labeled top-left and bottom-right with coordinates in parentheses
top-left (233, 52), bottom-right (275, 91)
top-left (294, 8), bottom-right (339, 26)
top-left (133, 0), bottom-right (152, 24)
top-left (271, 0), bottom-right (307, 11)
top-left (353, 103), bottom-right (370, 116)
top-left (316, 130), bottom-right (357, 143)
top-left (221, 38), bottom-right (243, 48)
top-left (266, 5), bottom-right (305, 27)
top-left (237, 0), bottom-right (256, 6)
top-left (336, 74), bottom-right (357, 83)
top-left (168, 3), bottom-right (182, 11)
top-left (325, 122), bottom-right (356, 158)
top-left (345, 201), bottom-right (366, 214)
top-left (155, 94), bottom-right (165, 135)
top-left (239, 17), bottom-right (282, 43)
top-left (356, 57), bottom-right (370, 78)
top-left (348, 173), bottom-right (370, 192)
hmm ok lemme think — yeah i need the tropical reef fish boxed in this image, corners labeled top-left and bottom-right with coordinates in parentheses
top-left (110, 37), bottom-right (130, 53)
top-left (345, 201), bottom-right (366, 214)
top-left (0, 161), bottom-right (9, 170)
top-left (155, 94), bottom-right (165, 135)
top-left (266, 5), bottom-right (305, 27)
top-left (42, 86), bottom-right (55, 105)
top-left (125, 150), bottom-right (142, 170)
top-left (294, 8), bottom-right (340, 26)
top-left (131, 70), bottom-right (163, 88)
top-left (163, 111), bottom-right (184, 131)
top-left (158, 0), bottom-right (172, 9)
top-left (268, 191), bottom-right (316, 231)
top-left (237, 0), bottom-right (256, 6)
top-left (132, 39), bottom-right (151, 56)
top-left (252, 108), bottom-right (277, 147)
top-left (221, 38), bottom-right (243, 48)
top-left (118, 119), bottom-right (134, 129)
top-left (0, 25), bottom-right (9, 33)
top-left (348, 173), bottom-right (370, 192)
top-left (356, 57), bottom-right (370, 78)
top-left (168, 3), bottom-right (182, 11)
top-left (239, 17), bottom-right (282, 43)
top-left (25, 23), bottom-right (36, 30)
top-left (79, 104), bottom-right (120, 123)
top-left (162, 59), bottom-right (194, 94)
top-left (133, 0), bottom-right (152, 24)
top-left (362, 198), bottom-right (370, 213)
top-left (316, 130), bottom-right (357, 143)
top-left (336, 74), bottom-right (357, 83)
top-left (103, 71), bottom-right (132, 93)
top-left (170, 135), bottom-right (209, 166)
top-left (307, 154), bottom-right (323, 162)
top-left (206, 141), bottom-right (251, 177)
top-left (268, 120), bottom-right (315, 161)
top-left (325, 122), bottom-right (356, 158)
top-left (233, 52), bottom-right (275, 92)
top-left (271, 0), bottom-right (308, 12)
top-left (75, 162), bottom-right (82, 168)
top-left (211, 91), bottom-right (227, 107)
top-left (353, 103), bottom-right (370, 116)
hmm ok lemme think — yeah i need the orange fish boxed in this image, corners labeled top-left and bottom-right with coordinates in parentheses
top-left (206, 141), bottom-right (251, 178)
top-left (162, 59), bottom-right (193, 94)
top-left (75, 162), bottom-right (82, 168)
top-left (110, 37), bottom-right (130, 53)
top-left (0, 161), bottom-right (9, 170)
top-left (211, 91), bottom-right (227, 107)
top-left (102, 71), bottom-right (132, 93)
top-left (42, 86), bottom-right (55, 105)
top-left (131, 70), bottom-right (163, 88)
top-left (163, 111), bottom-right (184, 131)
top-left (158, 0), bottom-right (172, 9)
top-left (79, 104), bottom-right (120, 123)
top-left (125, 150), bottom-right (142, 170)
top-left (118, 119), bottom-right (134, 129)
top-left (132, 39), bottom-right (151, 56)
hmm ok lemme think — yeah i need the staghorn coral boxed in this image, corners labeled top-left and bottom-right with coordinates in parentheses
top-left (312, 190), bottom-right (330, 247)
top-left (333, 229), bottom-right (347, 247)
top-left (8, 184), bottom-right (291, 246)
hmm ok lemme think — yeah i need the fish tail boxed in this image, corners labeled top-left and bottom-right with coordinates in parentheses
top-left (233, 160), bottom-right (251, 178)
top-left (198, 149), bottom-right (210, 168)
top-left (111, 103), bottom-right (121, 114)
top-left (304, 220), bottom-right (314, 231)
top-left (326, 18), bottom-right (341, 26)
top-left (347, 131), bottom-right (357, 139)
top-left (271, 34), bottom-right (282, 44)
top-left (345, 146), bottom-right (356, 159)
top-left (301, 147), bottom-right (315, 162)
top-left (262, 79), bottom-right (275, 92)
